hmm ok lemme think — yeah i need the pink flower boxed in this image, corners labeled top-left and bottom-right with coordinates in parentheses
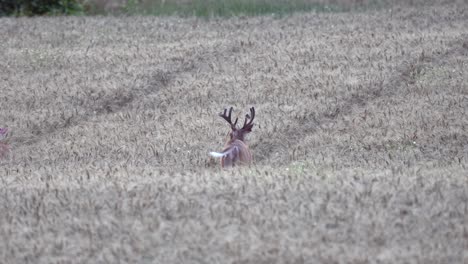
top-left (0, 128), bottom-right (7, 141)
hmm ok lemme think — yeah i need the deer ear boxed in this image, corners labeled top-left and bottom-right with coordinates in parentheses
top-left (243, 124), bottom-right (254, 132)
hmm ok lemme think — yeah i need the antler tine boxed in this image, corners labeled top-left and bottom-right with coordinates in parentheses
top-left (219, 107), bottom-right (238, 128)
top-left (231, 107), bottom-right (239, 127)
top-left (242, 107), bottom-right (255, 129)
top-left (249, 107), bottom-right (255, 123)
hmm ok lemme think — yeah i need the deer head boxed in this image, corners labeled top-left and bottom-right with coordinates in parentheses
top-left (219, 106), bottom-right (255, 143)
top-left (210, 107), bottom-right (255, 168)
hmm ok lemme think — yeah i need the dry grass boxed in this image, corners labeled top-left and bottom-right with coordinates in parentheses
top-left (1, 3), bottom-right (468, 263)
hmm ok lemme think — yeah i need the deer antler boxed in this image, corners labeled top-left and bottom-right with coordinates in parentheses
top-left (219, 107), bottom-right (238, 129)
top-left (241, 107), bottom-right (255, 132)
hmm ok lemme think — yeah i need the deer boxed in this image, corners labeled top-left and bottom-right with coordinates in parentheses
top-left (209, 107), bottom-right (255, 168)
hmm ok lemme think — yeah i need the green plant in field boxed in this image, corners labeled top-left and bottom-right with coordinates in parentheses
top-left (0, 0), bottom-right (84, 16)
top-left (123, 0), bottom-right (139, 13)
top-left (122, 0), bottom-right (341, 17)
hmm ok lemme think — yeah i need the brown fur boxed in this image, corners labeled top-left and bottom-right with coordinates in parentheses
top-left (220, 139), bottom-right (252, 168)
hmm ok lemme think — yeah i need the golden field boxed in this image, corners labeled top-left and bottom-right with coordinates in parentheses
top-left (0, 2), bottom-right (467, 263)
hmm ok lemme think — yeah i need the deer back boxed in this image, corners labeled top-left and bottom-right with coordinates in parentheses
top-left (221, 139), bottom-right (252, 168)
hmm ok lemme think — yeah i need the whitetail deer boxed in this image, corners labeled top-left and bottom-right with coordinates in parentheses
top-left (210, 107), bottom-right (255, 168)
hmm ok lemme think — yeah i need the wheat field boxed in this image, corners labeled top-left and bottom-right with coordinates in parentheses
top-left (1, 2), bottom-right (467, 263)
